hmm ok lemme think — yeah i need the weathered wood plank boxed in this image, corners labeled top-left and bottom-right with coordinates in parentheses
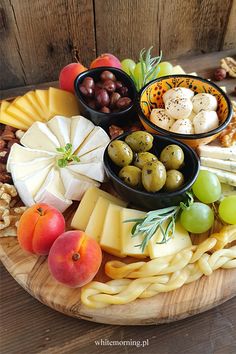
top-left (0, 0), bottom-right (95, 90)
top-left (222, 0), bottom-right (236, 50)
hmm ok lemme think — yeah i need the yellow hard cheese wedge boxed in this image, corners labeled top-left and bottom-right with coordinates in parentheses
top-left (15, 95), bottom-right (43, 122)
top-left (35, 89), bottom-right (49, 114)
top-left (148, 221), bottom-right (192, 259)
top-left (100, 204), bottom-right (126, 258)
top-left (49, 87), bottom-right (79, 118)
top-left (25, 91), bottom-right (49, 121)
top-left (0, 101), bottom-right (28, 130)
top-left (120, 208), bottom-right (148, 258)
top-left (6, 102), bottom-right (35, 126)
top-left (71, 187), bottom-right (127, 231)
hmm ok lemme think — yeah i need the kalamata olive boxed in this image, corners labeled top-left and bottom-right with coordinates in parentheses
top-left (118, 86), bottom-right (128, 96)
top-left (108, 140), bottom-right (133, 167)
top-left (125, 131), bottom-right (153, 152)
top-left (160, 144), bottom-right (184, 170)
top-left (100, 106), bottom-right (111, 113)
top-left (82, 77), bottom-right (95, 89)
top-left (116, 97), bottom-right (132, 110)
top-left (94, 85), bottom-right (102, 97)
top-left (79, 84), bottom-right (94, 97)
top-left (142, 161), bottom-right (166, 192)
top-left (96, 81), bottom-right (103, 88)
top-left (133, 152), bottom-right (158, 169)
top-left (118, 166), bottom-right (142, 188)
top-left (96, 89), bottom-right (110, 107)
top-left (164, 170), bottom-right (184, 191)
top-left (110, 92), bottom-right (121, 107)
top-left (103, 79), bottom-right (116, 93)
top-left (116, 81), bottom-right (123, 90)
top-left (100, 70), bottom-right (116, 81)
top-left (87, 99), bottom-right (96, 109)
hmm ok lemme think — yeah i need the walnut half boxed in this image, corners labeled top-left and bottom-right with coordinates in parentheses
top-left (220, 57), bottom-right (236, 78)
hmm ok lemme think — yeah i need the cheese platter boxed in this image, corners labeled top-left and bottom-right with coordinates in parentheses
top-left (0, 49), bottom-right (236, 325)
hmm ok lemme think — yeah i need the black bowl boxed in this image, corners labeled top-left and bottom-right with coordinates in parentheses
top-left (74, 67), bottom-right (137, 128)
top-left (103, 132), bottom-right (200, 210)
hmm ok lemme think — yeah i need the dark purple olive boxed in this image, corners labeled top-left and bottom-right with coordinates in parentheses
top-left (116, 97), bottom-right (132, 110)
top-left (79, 84), bottom-right (94, 97)
top-left (96, 81), bottom-right (103, 88)
top-left (87, 99), bottom-right (96, 109)
top-left (100, 70), bottom-right (116, 82)
top-left (110, 92), bottom-right (121, 107)
top-left (82, 77), bottom-right (95, 89)
top-left (118, 86), bottom-right (128, 96)
top-left (103, 79), bottom-right (116, 93)
top-left (115, 81), bottom-right (123, 90)
top-left (96, 89), bottom-right (110, 107)
top-left (100, 106), bottom-right (111, 113)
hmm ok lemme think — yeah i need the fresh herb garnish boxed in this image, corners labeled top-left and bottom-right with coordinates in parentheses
top-left (124, 192), bottom-right (194, 252)
top-left (56, 143), bottom-right (80, 168)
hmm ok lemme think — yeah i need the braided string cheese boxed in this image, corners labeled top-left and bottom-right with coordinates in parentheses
top-left (81, 226), bottom-right (236, 308)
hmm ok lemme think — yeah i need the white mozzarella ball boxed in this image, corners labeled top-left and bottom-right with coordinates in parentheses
top-left (150, 108), bottom-right (175, 130)
top-left (163, 87), bottom-right (194, 104)
top-left (188, 111), bottom-right (196, 120)
top-left (192, 93), bottom-right (218, 114)
top-left (193, 111), bottom-right (219, 134)
top-left (170, 119), bottom-right (194, 134)
top-left (165, 97), bottom-right (193, 119)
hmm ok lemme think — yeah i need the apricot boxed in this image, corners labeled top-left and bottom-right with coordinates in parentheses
top-left (17, 203), bottom-right (65, 255)
top-left (90, 53), bottom-right (121, 69)
top-left (59, 62), bottom-right (87, 93)
top-left (48, 230), bottom-right (102, 288)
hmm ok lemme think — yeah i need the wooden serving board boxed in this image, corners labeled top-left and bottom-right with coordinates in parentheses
top-left (0, 203), bottom-right (236, 326)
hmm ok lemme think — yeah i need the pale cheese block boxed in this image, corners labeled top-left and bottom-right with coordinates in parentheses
top-left (76, 126), bottom-right (110, 157)
top-left (71, 187), bottom-right (127, 231)
top-left (35, 167), bottom-right (72, 212)
top-left (148, 221), bottom-right (192, 259)
top-left (14, 95), bottom-right (43, 122)
top-left (170, 65), bottom-right (186, 75)
top-left (0, 101), bottom-right (28, 130)
top-left (6, 143), bottom-right (56, 172)
top-left (25, 91), bottom-right (50, 120)
top-left (47, 115), bottom-right (71, 147)
top-left (100, 204), bottom-right (126, 257)
top-left (85, 197), bottom-right (111, 242)
top-left (10, 157), bottom-right (54, 180)
top-left (60, 167), bottom-right (100, 201)
top-left (21, 121), bottom-right (60, 152)
top-left (70, 116), bottom-right (94, 153)
top-left (120, 208), bottom-right (148, 258)
top-left (68, 161), bottom-right (105, 183)
top-left (6, 102), bottom-right (35, 126)
top-left (49, 87), bottom-right (79, 118)
top-left (200, 166), bottom-right (236, 186)
top-left (198, 144), bottom-right (236, 161)
top-left (35, 90), bottom-right (49, 114)
top-left (200, 157), bottom-right (236, 173)
top-left (79, 145), bottom-right (106, 163)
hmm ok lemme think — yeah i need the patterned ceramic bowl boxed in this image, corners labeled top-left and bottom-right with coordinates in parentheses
top-left (137, 75), bottom-right (233, 148)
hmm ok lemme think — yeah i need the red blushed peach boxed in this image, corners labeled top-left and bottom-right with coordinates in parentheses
top-left (17, 203), bottom-right (65, 255)
top-left (90, 53), bottom-right (121, 69)
top-left (48, 230), bottom-right (102, 288)
top-left (59, 62), bottom-right (87, 93)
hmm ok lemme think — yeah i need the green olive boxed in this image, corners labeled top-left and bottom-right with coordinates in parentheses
top-left (164, 170), bottom-right (184, 191)
top-left (108, 140), bottom-right (133, 167)
top-left (118, 165), bottom-right (142, 188)
top-left (142, 161), bottom-right (166, 192)
top-left (125, 131), bottom-right (154, 152)
top-left (160, 144), bottom-right (184, 170)
top-left (133, 152), bottom-right (158, 169)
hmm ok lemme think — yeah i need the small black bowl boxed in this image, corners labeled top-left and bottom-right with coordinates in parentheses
top-left (74, 67), bottom-right (138, 128)
top-left (103, 132), bottom-right (200, 210)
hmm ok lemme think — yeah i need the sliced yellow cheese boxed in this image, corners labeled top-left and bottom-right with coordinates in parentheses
top-left (35, 89), bottom-right (49, 113)
top-left (100, 204), bottom-right (126, 257)
top-left (6, 102), bottom-right (34, 126)
top-left (15, 95), bottom-right (43, 122)
top-left (25, 91), bottom-right (49, 121)
top-left (120, 208), bottom-right (148, 258)
top-left (49, 87), bottom-right (79, 118)
top-left (148, 221), bottom-right (192, 259)
top-left (71, 187), bottom-right (127, 231)
top-left (0, 101), bottom-right (28, 130)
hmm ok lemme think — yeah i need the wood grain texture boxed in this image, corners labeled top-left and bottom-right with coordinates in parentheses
top-left (223, 0), bottom-right (236, 50)
top-left (0, 0), bottom-right (95, 90)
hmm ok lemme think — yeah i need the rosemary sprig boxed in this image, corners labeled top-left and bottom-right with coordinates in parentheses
top-left (56, 143), bottom-right (80, 168)
top-left (124, 192), bottom-right (194, 252)
top-left (130, 47), bottom-right (162, 91)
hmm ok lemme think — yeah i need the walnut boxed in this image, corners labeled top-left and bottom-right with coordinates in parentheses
top-left (220, 57), bottom-right (236, 78)
top-left (219, 100), bottom-right (236, 147)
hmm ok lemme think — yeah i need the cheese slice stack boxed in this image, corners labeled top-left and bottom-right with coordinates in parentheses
top-left (7, 115), bottom-right (110, 212)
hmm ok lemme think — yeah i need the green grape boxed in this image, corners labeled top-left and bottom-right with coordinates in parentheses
top-left (192, 170), bottom-right (221, 204)
top-left (219, 196), bottom-right (236, 224)
top-left (180, 202), bottom-right (214, 233)
top-left (156, 62), bottom-right (173, 78)
top-left (121, 59), bottom-right (136, 76)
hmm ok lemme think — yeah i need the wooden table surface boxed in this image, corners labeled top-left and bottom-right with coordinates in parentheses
top-left (1, 50), bottom-right (236, 354)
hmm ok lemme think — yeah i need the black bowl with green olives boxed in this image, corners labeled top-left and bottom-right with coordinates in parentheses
top-left (104, 131), bottom-right (200, 210)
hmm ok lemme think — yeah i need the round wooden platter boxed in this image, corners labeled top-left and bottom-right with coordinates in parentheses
top-left (0, 204), bottom-right (236, 326)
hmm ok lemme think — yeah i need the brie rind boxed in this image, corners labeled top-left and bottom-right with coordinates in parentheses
top-left (47, 115), bottom-right (71, 147)
top-left (10, 157), bottom-right (54, 180)
top-left (70, 116), bottom-right (95, 153)
top-left (76, 126), bottom-right (110, 156)
top-left (68, 161), bottom-right (105, 183)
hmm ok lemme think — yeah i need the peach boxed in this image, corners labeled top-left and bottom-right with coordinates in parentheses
top-left (48, 230), bottom-right (102, 288)
top-left (17, 203), bottom-right (65, 255)
top-left (90, 53), bottom-right (121, 69)
top-left (59, 62), bottom-right (87, 93)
